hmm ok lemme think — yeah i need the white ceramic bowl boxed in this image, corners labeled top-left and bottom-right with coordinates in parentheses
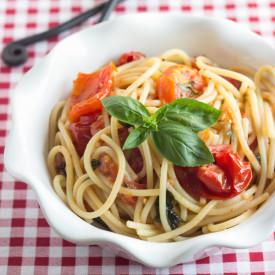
top-left (4, 13), bottom-right (275, 267)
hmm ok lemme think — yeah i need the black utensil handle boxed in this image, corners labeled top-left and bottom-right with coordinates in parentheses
top-left (98, 0), bottom-right (120, 22)
top-left (1, 0), bottom-right (124, 67)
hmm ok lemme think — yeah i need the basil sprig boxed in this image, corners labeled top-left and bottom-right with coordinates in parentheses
top-left (102, 96), bottom-right (221, 167)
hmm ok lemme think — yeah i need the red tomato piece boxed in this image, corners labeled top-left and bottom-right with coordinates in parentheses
top-left (210, 145), bottom-right (252, 194)
top-left (124, 178), bottom-right (147, 189)
top-left (69, 96), bottom-right (103, 123)
top-left (69, 63), bottom-right (115, 122)
top-left (250, 138), bottom-right (258, 151)
top-left (120, 178), bottom-right (147, 206)
top-left (157, 65), bottom-right (207, 104)
top-left (223, 76), bottom-right (241, 89)
top-left (90, 118), bottom-right (104, 136)
top-left (69, 113), bottom-right (102, 156)
top-left (174, 166), bottom-right (209, 199)
top-left (117, 51), bottom-right (145, 66)
top-left (126, 148), bottom-right (143, 174)
top-left (175, 145), bottom-right (252, 200)
top-left (120, 195), bottom-right (137, 206)
top-left (98, 153), bottom-right (118, 182)
top-left (196, 164), bottom-right (230, 194)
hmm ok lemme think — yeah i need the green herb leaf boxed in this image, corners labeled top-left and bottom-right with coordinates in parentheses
top-left (154, 104), bottom-right (170, 123)
top-left (102, 96), bottom-right (217, 167)
top-left (156, 191), bottom-right (181, 230)
top-left (156, 98), bottom-right (221, 132)
top-left (166, 192), bottom-right (181, 230)
top-left (152, 120), bottom-right (214, 166)
top-left (102, 96), bottom-right (150, 126)
top-left (123, 127), bottom-right (150, 150)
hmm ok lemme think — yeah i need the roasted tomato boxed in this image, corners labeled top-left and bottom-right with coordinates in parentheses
top-left (175, 145), bottom-right (252, 200)
top-left (157, 65), bottom-right (207, 104)
top-left (95, 151), bottom-right (145, 206)
top-left (120, 195), bottom-right (137, 206)
top-left (117, 51), bottom-right (145, 66)
top-left (120, 178), bottom-right (147, 206)
top-left (69, 63), bottom-right (115, 122)
top-left (124, 178), bottom-right (146, 189)
top-left (196, 164), bottom-right (229, 194)
top-left (69, 113), bottom-right (103, 156)
top-left (98, 153), bottom-right (118, 182)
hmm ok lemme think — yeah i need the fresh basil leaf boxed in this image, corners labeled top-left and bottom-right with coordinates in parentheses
top-left (152, 120), bottom-right (214, 167)
top-left (102, 96), bottom-right (150, 126)
top-left (123, 127), bottom-right (150, 150)
top-left (157, 98), bottom-right (221, 132)
top-left (154, 104), bottom-right (170, 123)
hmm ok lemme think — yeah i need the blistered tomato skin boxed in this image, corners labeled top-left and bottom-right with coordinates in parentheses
top-left (68, 64), bottom-right (115, 155)
top-left (175, 145), bottom-right (252, 200)
top-left (69, 63), bottom-right (115, 123)
top-left (196, 164), bottom-right (229, 194)
top-left (157, 65), bottom-right (207, 104)
top-left (210, 145), bottom-right (252, 195)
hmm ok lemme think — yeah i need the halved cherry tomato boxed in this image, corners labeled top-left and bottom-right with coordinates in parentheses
top-left (174, 145), bottom-right (252, 200)
top-left (117, 51), bottom-right (145, 66)
top-left (157, 65), bottom-right (207, 104)
top-left (196, 164), bottom-right (229, 194)
top-left (69, 63), bottom-right (115, 122)
top-left (69, 113), bottom-right (102, 156)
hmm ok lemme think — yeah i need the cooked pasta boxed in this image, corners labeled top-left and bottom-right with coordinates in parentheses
top-left (47, 49), bottom-right (274, 242)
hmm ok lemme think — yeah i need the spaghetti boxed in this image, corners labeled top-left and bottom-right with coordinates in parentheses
top-left (47, 49), bottom-right (274, 242)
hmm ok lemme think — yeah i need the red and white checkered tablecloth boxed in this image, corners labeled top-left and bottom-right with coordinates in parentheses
top-left (0, 0), bottom-right (275, 274)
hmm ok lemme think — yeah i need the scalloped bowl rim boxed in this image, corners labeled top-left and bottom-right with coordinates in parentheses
top-left (4, 13), bottom-right (275, 267)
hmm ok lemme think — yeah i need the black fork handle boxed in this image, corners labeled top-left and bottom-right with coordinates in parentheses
top-left (1, 0), bottom-right (123, 67)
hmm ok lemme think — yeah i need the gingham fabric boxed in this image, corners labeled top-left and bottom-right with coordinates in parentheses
top-left (0, 1), bottom-right (275, 274)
